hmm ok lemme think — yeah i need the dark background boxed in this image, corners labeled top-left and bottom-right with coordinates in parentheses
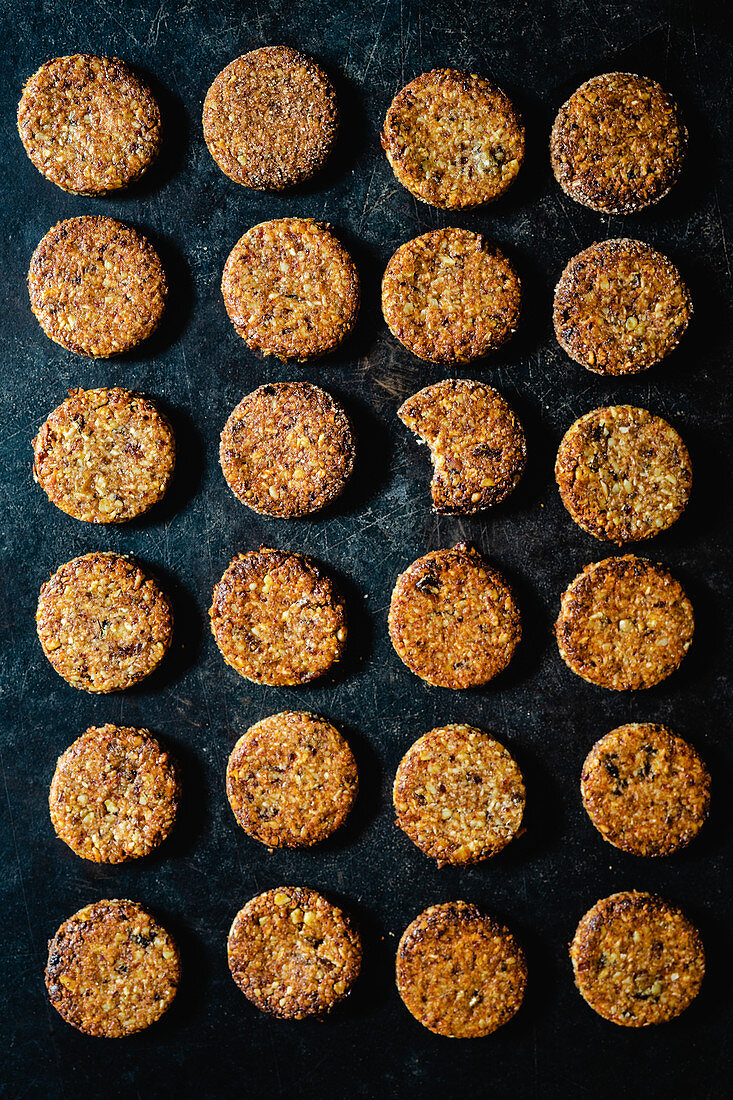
top-left (1, 0), bottom-right (731, 1096)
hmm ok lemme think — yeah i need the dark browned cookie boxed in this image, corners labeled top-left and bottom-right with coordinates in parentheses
top-left (226, 711), bottom-right (358, 847)
top-left (570, 892), bottom-right (704, 1026)
top-left (388, 543), bottom-right (521, 689)
top-left (210, 548), bottom-right (346, 686)
top-left (555, 406), bottom-right (692, 544)
top-left (220, 382), bottom-right (355, 517)
top-left (28, 216), bottom-right (166, 357)
top-left (551, 73), bottom-right (687, 213)
top-left (36, 552), bottom-right (172, 693)
top-left (18, 54), bottom-right (160, 195)
top-left (49, 724), bottom-right (179, 863)
top-left (555, 555), bottom-right (693, 690)
top-left (203, 47), bottom-right (338, 190)
top-left (398, 379), bottom-right (526, 514)
top-left (396, 901), bottom-right (527, 1037)
top-left (381, 68), bottom-right (524, 209)
top-left (45, 899), bottom-right (180, 1037)
top-left (228, 887), bottom-right (361, 1019)
top-left (382, 228), bottom-right (520, 363)
top-left (581, 723), bottom-right (710, 856)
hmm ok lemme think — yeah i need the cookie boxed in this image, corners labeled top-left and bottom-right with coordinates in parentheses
top-left (36, 552), bottom-right (172, 693)
top-left (393, 724), bottom-right (525, 866)
top-left (227, 887), bottom-right (361, 1019)
top-left (222, 218), bottom-right (359, 361)
top-left (555, 555), bottom-right (693, 690)
top-left (396, 901), bottom-right (527, 1037)
top-left (220, 382), bottom-right (354, 518)
top-left (33, 387), bottom-right (175, 524)
top-left (49, 724), bottom-right (179, 863)
top-left (28, 216), bottom-right (166, 357)
top-left (203, 47), bottom-right (337, 190)
top-left (210, 548), bottom-right (346, 686)
top-left (45, 899), bottom-right (180, 1037)
top-left (555, 406), bottom-right (692, 544)
top-left (382, 229), bottom-right (520, 364)
top-left (17, 54), bottom-right (160, 195)
top-left (381, 68), bottom-right (524, 209)
top-left (226, 711), bottom-right (358, 847)
top-left (388, 543), bottom-right (521, 689)
top-left (570, 891), bottom-right (704, 1026)
top-left (580, 723), bottom-right (710, 857)
top-left (553, 239), bottom-right (692, 375)
top-left (398, 379), bottom-right (526, 514)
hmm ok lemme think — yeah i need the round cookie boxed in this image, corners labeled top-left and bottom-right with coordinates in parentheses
top-left (555, 406), bottom-right (692, 544)
top-left (382, 229), bottom-right (520, 364)
top-left (570, 891), bottom-right (704, 1026)
top-left (17, 54), bottom-right (160, 196)
top-left (28, 216), bottom-right (166, 357)
top-left (553, 239), bottom-right (692, 375)
top-left (398, 379), bottom-right (526, 514)
top-left (33, 387), bottom-right (175, 524)
top-left (396, 902), bottom-right (527, 1037)
top-left (222, 218), bottom-right (359, 361)
top-left (226, 711), bottom-right (358, 847)
top-left (550, 73), bottom-right (687, 214)
top-left (49, 724), bottom-right (179, 863)
top-left (555, 555), bottom-right (693, 691)
top-left (381, 68), bottom-right (524, 209)
top-left (227, 887), bottom-right (361, 1019)
top-left (45, 899), bottom-right (180, 1037)
top-left (210, 548), bottom-right (346, 686)
top-left (36, 552), bottom-right (172, 693)
top-left (220, 382), bottom-right (355, 518)
top-left (388, 543), bottom-right (521, 689)
top-left (393, 724), bottom-right (525, 866)
top-left (580, 723), bottom-right (710, 856)
top-left (203, 47), bottom-right (338, 190)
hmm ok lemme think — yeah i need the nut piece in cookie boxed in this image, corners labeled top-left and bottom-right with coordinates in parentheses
top-left (381, 68), bottom-right (524, 209)
top-left (570, 891), bottom-right (704, 1025)
top-left (398, 379), bottom-right (526, 514)
top-left (45, 899), bottom-right (180, 1037)
top-left (396, 901), bottom-right (527, 1037)
top-left (382, 229), bottom-right (520, 364)
top-left (228, 887), bottom-right (361, 1019)
top-left (555, 555), bottom-right (693, 690)
top-left (388, 543), bottom-right (521, 689)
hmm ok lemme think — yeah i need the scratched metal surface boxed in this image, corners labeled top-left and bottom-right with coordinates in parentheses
top-left (1, 0), bottom-right (732, 1096)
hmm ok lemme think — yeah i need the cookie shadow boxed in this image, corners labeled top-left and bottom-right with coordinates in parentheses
top-left (127, 401), bottom-right (206, 532)
top-left (324, 387), bottom-right (393, 517)
top-left (127, 558), bottom-right (205, 696)
top-left (315, 719), bottom-right (384, 853)
top-left (115, 69), bottom-right (191, 201)
top-left (121, 229), bottom-right (195, 362)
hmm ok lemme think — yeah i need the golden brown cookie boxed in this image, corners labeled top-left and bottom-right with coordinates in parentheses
top-left (17, 54), bottom-right (160, 195)
top-left (210, 548), bottom-right (346, 686)
top-left (398, 379), bottom-right (526, 514)
top-left (555, 555), bottom-right (693, 691)
top-left (393, 724), bottom-right (525, 866)
top-left (388, 543), bottom-right (521, 689)
top-left (228, 887), bottom-right (361, 1019)
top-left (49, 724), bottom-right (179, 863)
top-left (570, 892), bottom-right (704, 1026)
top-left (220, 382), bottom-right (355, 517)
top-left (555, 406), bottom-right (692, 544)
top-left (36, 552), bottom-right (172, 693)
top-left (226, 711), bottom-right (357, 847)
top-left (580, 723), bottom-right (710, 856)
top-left (203, 47), bottom-right (337, 190)
top-left (45, 899), bottom-right (180, 1037)
top-left (382, 229), bottom-right (520, 364)
top-left (551, 73), bottom-right (687, 213)
top-left (396, 901), bottom-right (527, 1037)
top-left (381, 68), bottom-right (524, 209)
top-left (33, 387), bottom-right (175, 523)
top-left (28, 216), bottom-right (166, 357)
